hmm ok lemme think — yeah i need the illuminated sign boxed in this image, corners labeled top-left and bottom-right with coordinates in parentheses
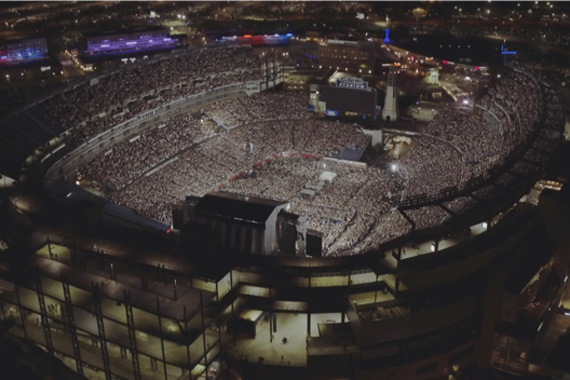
top-left (336, 77), bottom-right (368, 90)
top-left (245, 81), bottom-right (260, 95)
top-left (40, 66), bottom-right (51, 72)
top-left (219, 33), bottom-right (293, 46)
top-left (85, 32), bottom-right (176, 56)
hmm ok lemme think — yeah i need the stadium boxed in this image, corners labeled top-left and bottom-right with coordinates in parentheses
top-left (0, 40), bottom-right (568, 380)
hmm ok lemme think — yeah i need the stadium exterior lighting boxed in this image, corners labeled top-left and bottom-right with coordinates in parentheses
top-left (463, 99), bottom-right (469, 105)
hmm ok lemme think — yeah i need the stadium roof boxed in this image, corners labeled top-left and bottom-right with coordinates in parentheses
top-left (194, 191), bottom-right (287, 228)
top-left (503, 226), bottom-right (555, 294)
top-left (336, 147), bottom-right (365, 161)
top-left (0, 102), bottom-right (65, 179)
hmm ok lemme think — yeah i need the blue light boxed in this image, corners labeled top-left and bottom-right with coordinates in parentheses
top-left (502, 51), bottom-right (517, 55)
top-left (384, 29), bottom-right (391, 44)
top-left (286, 33), bottom-right (293, 38)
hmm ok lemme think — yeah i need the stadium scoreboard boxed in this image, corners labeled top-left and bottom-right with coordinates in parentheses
top-left (336, 77), bottom-right (368, 91)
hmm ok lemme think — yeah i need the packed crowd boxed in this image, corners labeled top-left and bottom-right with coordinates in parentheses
top-left (44, 46), bottom-right (260, 145)
top-left (400, 70), bottom-right (544, 204)
top-left (80, 113), bottom-right (216, 191)
top-left (400, 136), bottom-right (463, 198)
top-left (403, 206), bottom-right (452, 231)
top-left (476, 72), bottom-right (542, 148)
top-left (75, 61), bottom-right (548, 256)
top-left (201, 91), bottom-right (308, 130)
top-left (424, 108), bottom-right (502, 171)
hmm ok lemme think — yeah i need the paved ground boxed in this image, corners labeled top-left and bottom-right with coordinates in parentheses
top-left (225, 311), bottom-right (342, 367)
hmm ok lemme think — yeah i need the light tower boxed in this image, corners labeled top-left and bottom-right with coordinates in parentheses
top-left (382, 66), bottom-right (398, 122)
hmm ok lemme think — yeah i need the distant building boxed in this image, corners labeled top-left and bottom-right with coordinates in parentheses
top-left (0, 37), bottom-right (48, 65)
top-left (288, 39), bottom-right (319, 69)
top-left (318, 39), bottom-right (375, 72)
top-left (283, 70), bottom-right (313, 91)
top-left (81, 28), bottom-right (177, 57)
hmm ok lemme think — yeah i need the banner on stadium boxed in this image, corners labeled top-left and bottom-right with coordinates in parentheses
top-left (337, 77), bottom-right (368, 90)
top-left (245, 81), bottom-right (261, 95)
top-left (307, 104), bottom-right (315, 112)
top-left (325, 110), bottom-right (338, 117)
